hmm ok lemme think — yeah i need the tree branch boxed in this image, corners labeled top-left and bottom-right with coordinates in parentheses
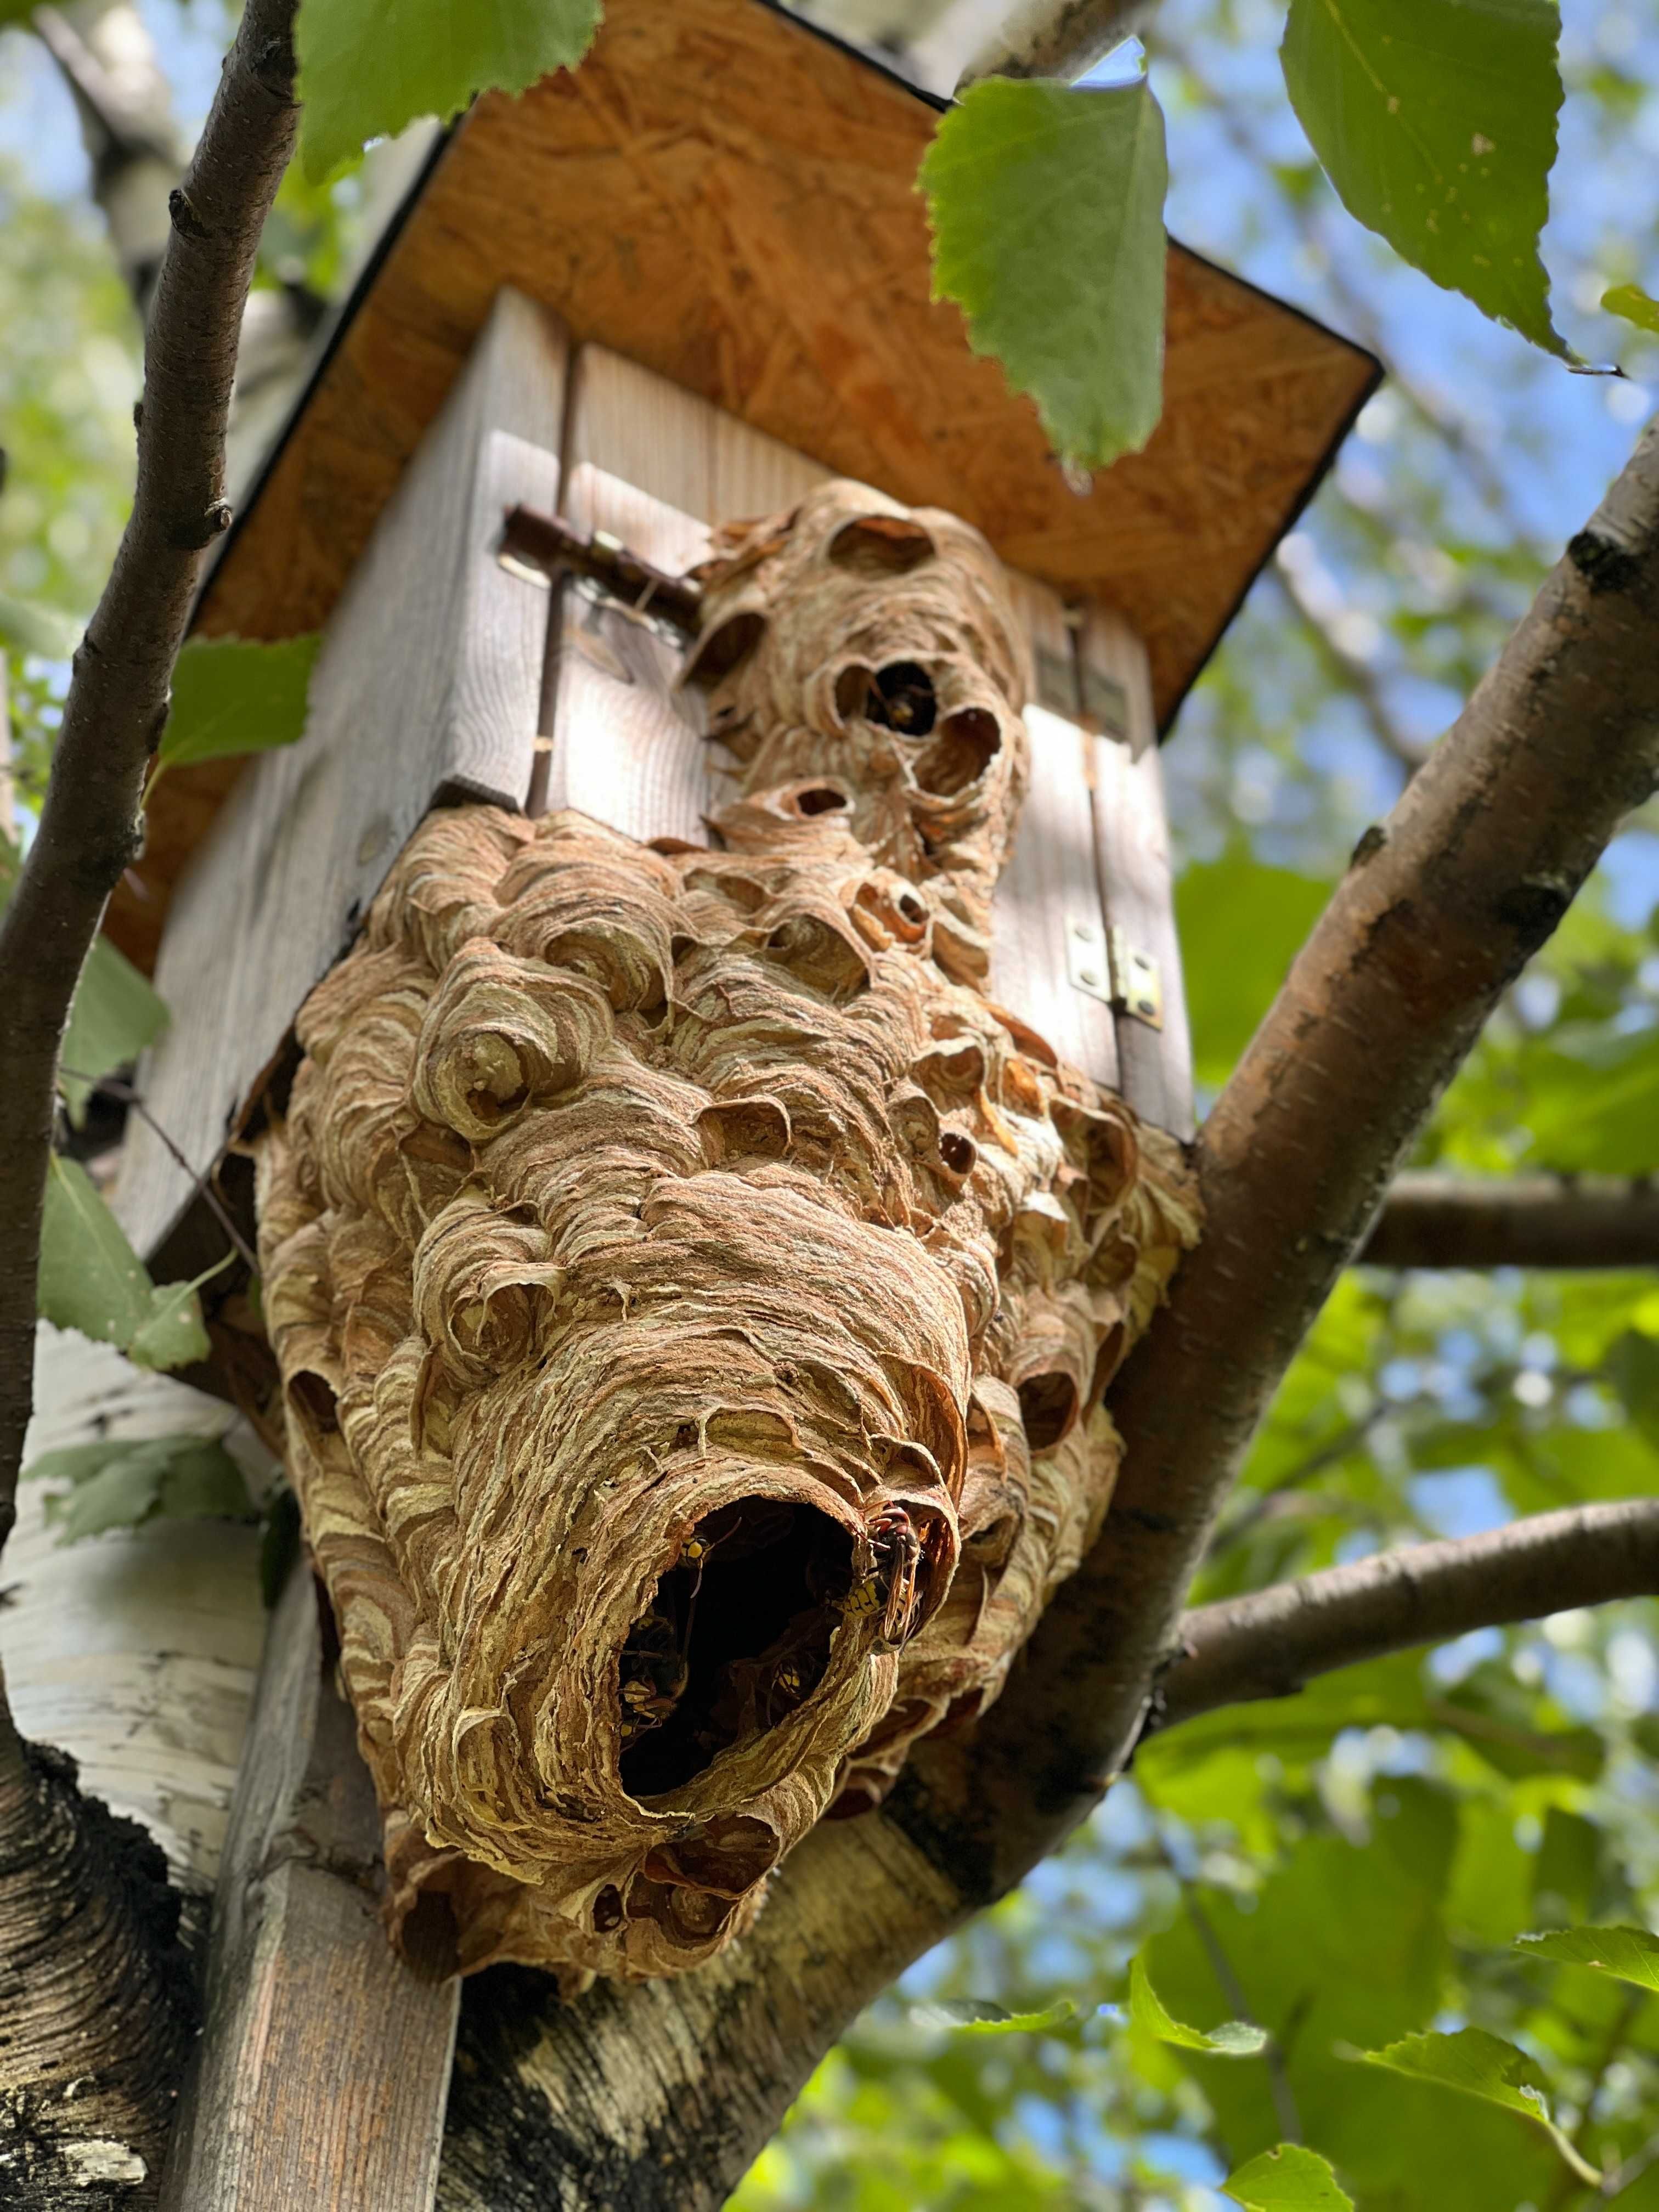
top-left (1268, 557), bottom-right (1431, 774)
top-left (1361, 1171), bottom-right (1659, 1270)
top-left (31, 2), bottom-right (187, 312)
top-left (957, 0), bottom-right (1148, 87)
top-left (452, 422), bottom-right (1659, 2208)
top-left (1161, 1499), bottom-right (1659, 1726)
top-left (895, 415), bottom-right (1659, 1903)
top-left (0, 0), bottom-right (297, 1549)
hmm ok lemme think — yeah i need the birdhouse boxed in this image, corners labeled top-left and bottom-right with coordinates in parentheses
top-left (104, 0), bottom-right (1375, 1981)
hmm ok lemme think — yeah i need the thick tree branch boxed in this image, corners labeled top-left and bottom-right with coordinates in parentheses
top-left (1161, 1499), bottom-right (1659, 1726)
top-left (0, 0), bottom-right (297, 1548)
top-left (1362, 1171), bottom-right (1659, 1270)
top-left (895, 415), bottom-right (1659, 1904)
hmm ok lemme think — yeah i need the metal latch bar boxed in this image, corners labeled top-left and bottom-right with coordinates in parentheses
top-left (498, 504), bottom-right (706, 635)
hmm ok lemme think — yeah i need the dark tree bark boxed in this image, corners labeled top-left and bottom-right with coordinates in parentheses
top-left (1363, 1170), bottom-right (1659, 1270)
top-left (0, 2), bottom-right (298, 2192)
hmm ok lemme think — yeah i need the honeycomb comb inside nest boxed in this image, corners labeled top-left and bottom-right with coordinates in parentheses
top-left (253, 480), bottom-right (1199, 1986)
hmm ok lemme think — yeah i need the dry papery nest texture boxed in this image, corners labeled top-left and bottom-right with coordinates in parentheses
top-left (255, 480), bottom-right (1199, 1987)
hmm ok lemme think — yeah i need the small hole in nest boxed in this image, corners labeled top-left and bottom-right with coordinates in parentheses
top-left (684, 610), bottom-right (766, 688)
top-left (618, 1499), bottom-right (855, 1800)
top-left (827, 514), bottom-right (936, 575)
top-left (289, 1369), bottom-right (339, 1435)
top-left (592, 1884), bottom-right (625, 1933)
top-left (795, 786), bottom-right (848, 816)
top-left (1090, 1323), bottom-right (1127, 1406)
top-left (938, 1130), bottom-right (977, 1176)
top-left (898, 891), bottom-right (927, 925)
top-left (914, 706), bottom-right (1000, 795)
top-left (866, 661), bottom-right (936, 737)
top-left (1017, 1369), bottom-right (1079, 1454)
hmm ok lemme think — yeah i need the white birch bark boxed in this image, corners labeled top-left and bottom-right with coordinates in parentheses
top-left (3, 1325), bottom-right (272, 1915)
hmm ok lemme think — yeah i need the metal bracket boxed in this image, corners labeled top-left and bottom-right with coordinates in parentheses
top-left (1067, 918), bottom-right (1163, 1029)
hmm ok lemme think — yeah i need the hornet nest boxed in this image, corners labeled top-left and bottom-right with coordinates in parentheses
top-left (255, 480), bottom-right (1199, 1986)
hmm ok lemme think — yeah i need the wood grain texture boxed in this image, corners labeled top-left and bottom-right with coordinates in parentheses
top-left (114, 291), bottom-right (567, 1260)
top-left (538, 458), bottom-right (716, 842)
top-left (991, 577), bottom-right (1119, 1090)
top-left (107, 0), bottom-right (1376, 978)
top-left (1081, 607), bottom-right (1196, 1138)
top-left (159, 1561), bottom-right (459, 2212)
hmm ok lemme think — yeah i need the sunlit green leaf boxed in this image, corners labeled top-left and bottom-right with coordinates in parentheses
top-left (1602, 283), bottom-right (1659, 335)
top-left (153, 633), bottom-right (321, 783)
top-left (1175, 851), bottom-right (1331, 1085)
top-left (1129, 1955), bottom-right (1267, 2056)
top-left (1224, 2144), bottom-right (1354, 2210)
top-left (907, 1997), bottom-right (1081, 2035)
top-left (921, 78), bottom-right (1167, 473)
top-left (296, 0), bottom-right (602, 183)
top-left (1515, 1925), bottom-right (1659, 1994)
top-left (1281, 0), bottom-right (1570, 358)
top-left (1358, 2028), bottom-right (1599, 2182)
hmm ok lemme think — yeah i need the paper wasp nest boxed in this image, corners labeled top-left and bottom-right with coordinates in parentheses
top-left (255, 482), bottom-right (1198, 1985)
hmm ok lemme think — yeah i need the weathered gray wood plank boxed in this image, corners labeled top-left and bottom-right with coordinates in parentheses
top-left (115, 289), bottom-right (569, 1261)
top-left (537, 462), bottom-right (715, 842)
top-left (1081, 605), bottom-right (1195, 1138)
top-left (159, 1562), bottom-right (459, 2212)
top-left (991, 578), bottom-right (1119, 1091)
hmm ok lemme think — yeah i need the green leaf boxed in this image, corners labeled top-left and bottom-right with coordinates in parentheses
top-left (1515, 1925), bottom-right (1659, 1995)
top-left (32, 1434), bottom-right (251, 1544)
top-left (1280, 0), bottom-right (1570, 359)
top-left (40, 1154), bottom-right (161, 1349)
top-left (0, 588), bottom-right (78, 658)
top-left (1603, 283), bottom-right (1659, 335)
top-left (153, 634), bottom-right (321, 781)
top-left (59, 936), bottom-right (167, 1127)
top-left (1224, 2145), bottom-right (1355, 2211)
top-left (921, 78), bottom-right (1167, 473)
top-left (296, 0), bottom-right (602, 184)
top-left (1129, 1955), bottom-right (1267, 2056)
top-left (127, 1266), bottom-right (217, 1373)
top-left (907, 1997), bottom-right (1081, 2035)
top-left (38, 1155), bottom-right (211, 1370)
top-left (1175, 851), bottom-right (1333, 1086)
top-left (1358, 2029), bottom-right (1599, 2183)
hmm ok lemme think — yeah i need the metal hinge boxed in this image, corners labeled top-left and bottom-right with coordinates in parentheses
top-left (1066, 918), bottom-right (1163, 1029)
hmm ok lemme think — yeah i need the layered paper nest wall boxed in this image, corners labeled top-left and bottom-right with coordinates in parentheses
top-left (255, 484), bottom-right (1198, 1985)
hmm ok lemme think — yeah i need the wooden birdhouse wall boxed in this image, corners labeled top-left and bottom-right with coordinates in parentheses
top-left (114, 287), bottom-right (1192, 1287)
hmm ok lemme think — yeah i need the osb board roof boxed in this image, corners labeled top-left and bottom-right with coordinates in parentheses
top-left (108, 0), bottom-right (1378, 975)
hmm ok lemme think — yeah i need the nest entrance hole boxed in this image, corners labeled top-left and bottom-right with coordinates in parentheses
top-left (618, 1498), bottom-right (855, 1799)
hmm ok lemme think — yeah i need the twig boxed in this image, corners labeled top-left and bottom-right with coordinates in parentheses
top-left (59, 1067), bottom-right (261, 1276)
top-left (1160, 1830), bottom-right (1304, 2143)
top-left (1161, 1500), bottom-right (1659, 1727)
top-left (1267, 560), bottom-right (1430, 774)
top-left (0, 0), bottom-right (297, 1551)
